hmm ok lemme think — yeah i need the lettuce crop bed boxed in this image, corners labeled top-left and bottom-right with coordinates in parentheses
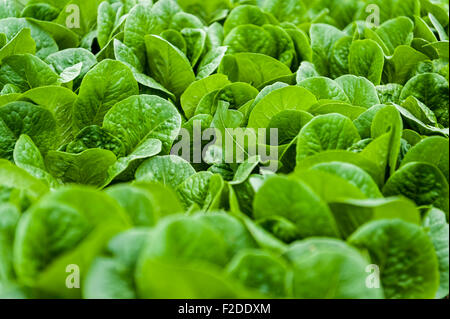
top-left (0, 0), bottom-right (449, 300)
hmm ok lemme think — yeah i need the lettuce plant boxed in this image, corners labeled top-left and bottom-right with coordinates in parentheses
top-left (0, 0), bottom-right (449, 299)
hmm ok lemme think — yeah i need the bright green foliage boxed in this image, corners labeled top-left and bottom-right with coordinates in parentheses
top-left (0, 0), bottom-right (448, 300)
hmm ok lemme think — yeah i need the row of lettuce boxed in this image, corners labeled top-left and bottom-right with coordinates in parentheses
top-left (0, 0), bottom-right (449, 299)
